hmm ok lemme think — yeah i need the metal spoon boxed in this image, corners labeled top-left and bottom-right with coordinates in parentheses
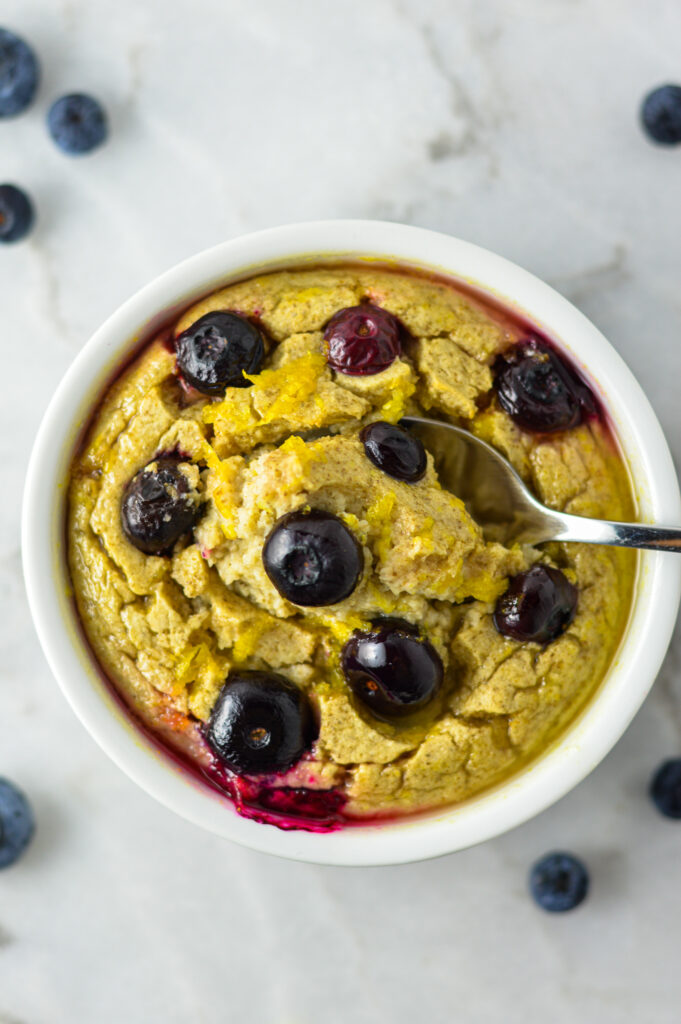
top-left (402, 415), bottom-right (681, 551)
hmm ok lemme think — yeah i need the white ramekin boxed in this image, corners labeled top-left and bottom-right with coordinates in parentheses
top-left (22, 220), bottom-right (681, 866)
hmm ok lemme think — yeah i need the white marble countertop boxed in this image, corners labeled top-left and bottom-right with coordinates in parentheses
top-left (3, 0), bottom-right (681, 1020)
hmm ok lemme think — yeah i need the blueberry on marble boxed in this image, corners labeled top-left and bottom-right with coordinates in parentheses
top-left (0, 183), bottom-right (34, 243)
top-left (0, 28), bottom-right (39, 117)
top-left (493, 565), bottom-right (577, 644)
top-left (0, 778), bottom-right (35, 869)
top-left (263, 508), bottom-right (363, 606)
top-left (175, 311), bottom-right (265, 395)
top-left (650, 759), bottom-right (681, 819)
top-left (205, 671), bottom-right (317, 774)
top-left (324, 304), bottom-right (402, 376)
top-left (341, 618), bottom-right (443, 720)
top-left (360, 421), bottom-right (427, 482)
top-left (47, 93), bottom-right (108, 154)
top-left (529, 852), bottom-right (589, 912)
top-left (641, 85), bottom-right (681, 145)
top-left (494, 338), bottom-right (595, 433)
top-left (121, 458), bottom-right (201, 556)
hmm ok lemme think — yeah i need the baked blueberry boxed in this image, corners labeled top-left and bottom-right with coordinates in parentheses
top-left (0, 28), bottom-right (39, 118)
top-left (175, 311), bottom-right (265, 395)
top-left (493, 565), bottom-right (577, 644)
top-left (324, 303), bottom-right (402, 376)
top-left (263, 508), bottom-right (363, 606)
top-left (341, 618), bottom-right (443, 720)
top-left (0, 778), bottom-right (35, 869)
top-left (529, 852), bottom-right (589, 912)
top-left (641, 84), bottom-right (681, 145)
top-left (0, 183), bottom-right (34, 243)
top-left (205, 671), bottom-right (317, 774)
top-left (650, 759), bottom-right (681, 819)
top-left (494, 338), bottom-right (595, 433)
top-left (121, 458), bottom-right (201, 555)
top-left (360, 421), bottom-right (427, 482)
top-left (47, 93), bottom-right (108, 154)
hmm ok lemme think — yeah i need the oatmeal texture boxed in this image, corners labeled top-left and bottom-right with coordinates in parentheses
top-left (68, 267), bottom-right (635, 819)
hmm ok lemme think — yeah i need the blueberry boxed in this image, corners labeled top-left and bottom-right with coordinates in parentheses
top-left (493, 565), bottom-right (578, 645)
top-left (0, 183), bottom-right (34, 243)
top-left (529, 852), bottom-right (589, 912)
top-left (0, 778), bottom-right (35, 869)
top-left (360, 421), bottom-right (427, 482)
top-left (641, 84), bottom-right (681, 146)
top-left (494, 338), bottom-right (595, 433)
top-left (47, 93), bottom-right (108, 155)
top-left (205, 670), bottom-right (317, 774)
top-left (324, 304), bottom-right (402, 376)
top-left (263, 508), bottom-right (363, 606)
top-left (0, 28), bottom-right (39, 118)
top-left (175, 311), bottom-right (265, 395)
top-left (650, 759), bottom-right (681, 819)
top-left (341, 618), bottom-right (443, 720)
top-left (121, 458), bottom-right (201, 556)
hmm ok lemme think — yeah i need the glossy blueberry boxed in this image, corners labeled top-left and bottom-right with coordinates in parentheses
top-left (0, 28), bottom-right (39, 118)
top-left (360, 421), bottom-right (427, 482)
top-left (0, 778), bottom-right (35, 869)
top-left (205, 671), bottom-right (317, 774)
top-left (494, 565), bottom-right (577, 645)
top-left (641, 84), bottom-right (681, 145)
top-left (341, 618), bottom-right (443, 720)
top-left (263, 508), bottom-right (363, 606)
top-left (529, 852), bottom-right (589, 912)
top-left (0, 184), bottom-right (34, 243)
top-left (324, 303), bottom-right (402, 376)
top-left (175, 311), bottom-right (265, 395)
top-left (650, 759), bottom-right (681, 819)
top-left (494, 338), bottom-right (595, 433)
top-left (47, 93), bottom-right (108, 154)
top-left (121, 458), bottom-right (201, 555)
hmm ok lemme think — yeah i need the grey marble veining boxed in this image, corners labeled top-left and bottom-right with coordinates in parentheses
top-left (2, 1), bottom-right (681, 1021)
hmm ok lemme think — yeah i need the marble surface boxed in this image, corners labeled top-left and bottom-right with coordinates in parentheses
top-left (3, 0), bottom-right (681, 1020)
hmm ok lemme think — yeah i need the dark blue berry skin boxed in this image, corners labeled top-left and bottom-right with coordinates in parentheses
top-left (360, 421), bottom-right (427, 482)
top-left (263, 508), bottom-right (363, 606)
top-left (641, 85), bottom-right (681, 146)
top-left (0, 778), bottom-right (35, 869)
top-left (0, 28), bottom-right (39, 118)
top-left (0, 184), bottom-right (34, 243)
top-left (47, 93), bottom-right (108, 155)
top-left (205, 671), bottom-right (317, 775)
top-left (341, 618), bottom-right (444, 720)
top-left (175, 311), bottom-right (265, 395)
top-left (650, 759), bottom-right (681, 818)
top-left (494, 565), bottom-right (578, 645)
top-left (529, 852), bottom-right (589, 912)
top-left (121, 458), bottom-right (201, 556)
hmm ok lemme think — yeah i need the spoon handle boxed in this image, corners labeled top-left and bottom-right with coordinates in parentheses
top-left (553, 513), bottom-right (681, 551)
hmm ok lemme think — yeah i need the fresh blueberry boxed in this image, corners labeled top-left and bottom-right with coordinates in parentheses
top-left (324, 303), bottom-right (402, 376)
top-left (175, 311), bottom-right (265, 395)
top-left (494, 565), bottom-right (578, 644)
top-left (494, 338), bottom-right (596, 433)
top-left (650, 759), bottom-right (681, 819)
top-left (263, 508), bottom-right (363, 606)
top-left (360, 421), bottom-right (427, 482)
top-left (341, 618), bottom-right (443, 720)
top-left (641, 84), bottom-right (681, 146)
top-left (205, 670), bottom-right (317, 774)
top-left (0, 183), bottom-right (34, 243)
top-left (121, 458), bottom-right (201, 556)
top-left (529, 852), bottom-right (589, 912)
top-left (0, 778), bottom-right (35, 869)
top-left (47, 93), bottom-right (108, 155)
top-left (0, 28), bottom-right (39, 117)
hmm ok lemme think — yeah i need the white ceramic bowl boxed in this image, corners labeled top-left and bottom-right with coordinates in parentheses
top-left (22, 220), bottom-right (681, 866)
